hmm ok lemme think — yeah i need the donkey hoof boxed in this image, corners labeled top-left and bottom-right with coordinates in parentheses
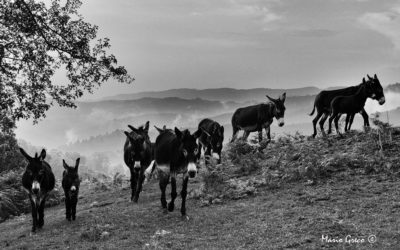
top-left (168, 202), bottom-right (175, 212)
top-left (163, 208), bottom-right (168, 214)
top-left (181, 215), bottom-right (190, 221)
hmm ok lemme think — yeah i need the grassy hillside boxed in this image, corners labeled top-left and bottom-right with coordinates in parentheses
top-left (2, 124), bottom-right (400, 249)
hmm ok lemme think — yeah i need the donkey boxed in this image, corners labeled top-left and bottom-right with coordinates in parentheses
top-left (123, 121), bottom-right (153, 202)
top-left (20, 148), bottom-right (55, 232)
top-left (146, 127), bottom-right (201, 219)
top-left (197, 118), bottom-right (224, 165)
top-left (339, 74), bottom-right (386, 132)
top-left (62, 158), bottom-right (80, 221)
top-left (231, 93), bottom-right (286, 143)
top-left (328, 78), bottom-right (377, 136)
top-left (309, 74), bottom-right (385, 137)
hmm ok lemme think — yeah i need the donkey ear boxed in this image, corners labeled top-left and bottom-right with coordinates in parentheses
top-left (266, 95), bottom-right (275, 103)
top-left (39, 149), bottom-right (46, 160)
top-left (128, 125), bottom-right (138, 132)
top-left (63, 159), bottom-right (69, 170)
top-left (220, 126), bottom-right (224, 135)
top-left (154, 126), bottom-right (163, 133)
top-left (75, 158), bottom-right (80, 170)
top-left (144, 121), bottom-right (150, 132)
top-left (374, 74), bottom-right (377, 79)
top-left (362, 77), bottom-right (366, 84)
top-left (19, 147), bottom-right (32, 161)
top-left (174, 127), bottom-right (183, 138)
top-left (124, 131), bottom-right (132, 139)
top-left (163, 125), bottom-right (166, 130)
top-left (193, 129), bottom-right (202, 139)
top-left (367, 74), bottom-right (372, 80)
top-left (280, 92), bottom-right (286, 102)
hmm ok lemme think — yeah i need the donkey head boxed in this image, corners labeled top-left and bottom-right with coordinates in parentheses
top-left (266, 92), bottom-right (286, 127)
top-left (63, 158), bottom-right (80, 195)
top-left (20, 148), bottom-right (47, 195)
top-left (367, 74), bottom-right (385, 105)
top-left (124, 121), bottom-right (151, 170)
top-left (175, 127), bottom-right (201, 178)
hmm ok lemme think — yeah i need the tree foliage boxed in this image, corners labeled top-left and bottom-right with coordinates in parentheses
top-left (0, 0), bottom-right (134, 123)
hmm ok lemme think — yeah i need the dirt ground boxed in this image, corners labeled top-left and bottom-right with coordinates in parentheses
top-left (1, 167), bottom-right (400, 249)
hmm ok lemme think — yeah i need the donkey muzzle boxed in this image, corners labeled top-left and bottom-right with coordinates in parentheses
top-left (278, 118), bottom-right (285, 127)
top-left (187, 162), bottom-right (197, 178)
top-left (32, 181), bottom-right (40, 194)
top-left (378, 97), bottom-right (385, 105)
top-left (134, 161), bottom-right (141, 170)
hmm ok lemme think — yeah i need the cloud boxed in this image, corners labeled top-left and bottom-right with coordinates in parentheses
top-left (65, 129), bottom-right (78, 144)
top-left (193, 0), bottom-right (282, 31)
top-left (288, 28), bottom-right (339, 38)
top-left (358, 6), bottom-right (400, 50)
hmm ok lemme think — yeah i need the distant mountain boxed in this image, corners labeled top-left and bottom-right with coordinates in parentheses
top-left (386, 83), bottom-right (400, 94)
top-left (99, 87), bottom-right (321, 102)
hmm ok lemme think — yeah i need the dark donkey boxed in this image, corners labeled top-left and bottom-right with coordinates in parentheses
top-left (197, 118), bottom-right (224, 165)
top-left (146, 127), bottom-right (201, 219)
top-left (123, 121), bottom-right (153, 202)
top-left (20, 148), bottom-right (55, 232)
top-left (231, 93), bottom-right (286, 143)
top-left (62, 158), bottom-right (80, 221)
top-left (328, 78), bottom-right (380, 136)
top-left (309, 74), bottom-right (385, 137)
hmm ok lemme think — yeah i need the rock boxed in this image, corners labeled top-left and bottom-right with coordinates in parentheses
top-left (212, 198), bottom-right (222, 204)
top-left (100, 231), bottom-right (110, 239)
top-left (90, 201), bottom-right (99, 208)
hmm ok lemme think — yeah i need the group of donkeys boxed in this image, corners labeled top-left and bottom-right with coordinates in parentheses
top-left (18, 73), bottom-right (385, 232)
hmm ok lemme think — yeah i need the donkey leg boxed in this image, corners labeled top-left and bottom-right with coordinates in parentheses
top-left (266, 126), bottom-right (271, 141)
top-left (168, 173), bottom-right (177, 212)
top-left (71, 195), bottom-right (78, 220)
top-left (312, 111), bottom-right (323, 138)
top-left (242, 131), bottom-right (250, 141)
top-left (181, 175), bottom-right (189, 218)
top-left (129, 167), bottom-right (138, 201)
top-left (328, 114), bottom-right (335, 135)
top-left (204, 146), bottom-right (211, 166)
top-left (38, 199), bottom-right (45, 228)
top-left (331, 114), bottom-right (341, 134)
top-left (349, 114), bottom-right (355, 131)
top-left (258, 129), bottom-right (263, 143)
top-left (320, 113), bottom-right (328, 136)
top-left (133, 167), bottom-right (146, 203)
top-left (344, 114), bottom-right (350, 131)
top-left (159, 173), bottom-right (170, 214)
top-left (333, 113), bottom-right (342, 136)
top-left (360, 108), bottom-right (370, 127)
top-left (231, 127), bottom-right (239, 143)
top-left (64, 193), bottom-right (71, 221)
top-left (30, 199), bottom-right (38, 232)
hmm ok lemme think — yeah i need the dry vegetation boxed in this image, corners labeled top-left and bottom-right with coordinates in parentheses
top-left (1, 123), bottom-right (400, 249)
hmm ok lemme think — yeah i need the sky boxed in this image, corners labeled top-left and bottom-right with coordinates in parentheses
top-left (66, 0), bottom-right (400, 98)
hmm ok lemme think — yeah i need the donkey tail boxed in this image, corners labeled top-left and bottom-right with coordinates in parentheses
top-left (309, 105), bottom-right (316, 116)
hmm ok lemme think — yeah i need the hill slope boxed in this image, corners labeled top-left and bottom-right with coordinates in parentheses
top-left (1, 127), bottom-right (400, 249)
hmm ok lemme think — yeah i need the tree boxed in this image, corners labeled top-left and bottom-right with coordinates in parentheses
top-left (0, 0), bottom-right (134, 124)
